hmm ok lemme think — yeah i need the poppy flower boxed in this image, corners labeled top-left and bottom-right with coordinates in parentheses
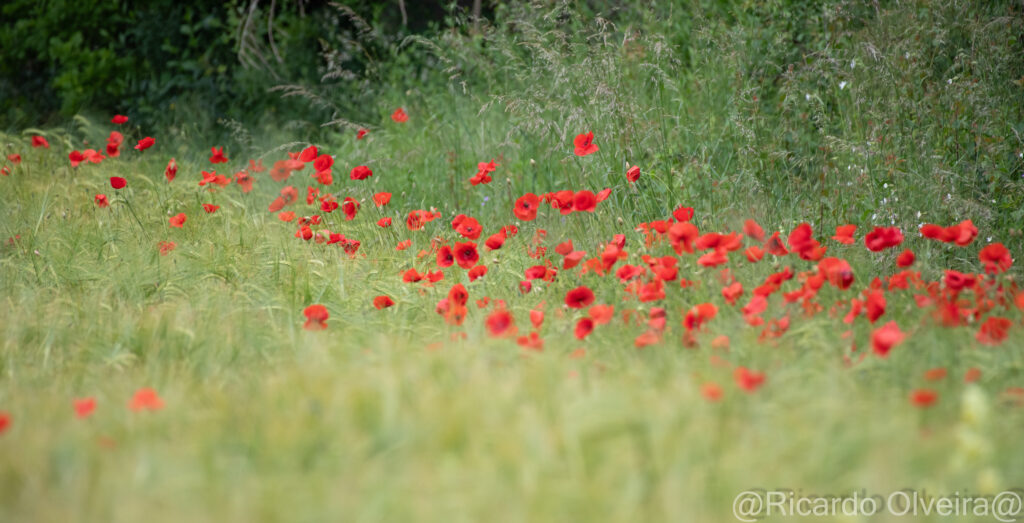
top-left (743, 219), bottom-right (765, 242)
top-left (964, 367), bottom-right (982, 383)
top-left (573, 131), bottom-right (599, 156)
top-left (865, 290), bottom-right (886, 323)
top-left (470, 160), bottom-right (498, 185)
top-left (702, 383), bottom-right (723, 402)
top-left (135, 137), bottom-right (155, 151)
top-left (94, 194), bottom-right (109, 208)
top-left (923, 367), bottom-right (947, 381)
top-left (468, 265), bottom-right (488, 281)
top-left (74, 397), bottom-right (96, 419)
top-left (0, 411), bottom-right (9, 434)
top-left (722, 281), bottom-right (744, 305)
top-left (209, 147), bottom-right (228, 164)
top-left (169, 213), bottom-right (186, 228)
top-left (909, 389), bottom-right (938, 408)
top-left (453, 242), bottom-right (479, 269)
top-left (565, 286), bottom-right (595, 309)
top-left (626, 165), bottom-right (640, 183)
top-left (163, 158), bottom-right (177, 182)
top-left (202, 204), bottom-right (220, 214)
top-left (392, 107), bottom-right (408, 123)
top-left (297, 146), bottom-right (318, 163)
top-left (734, 367), bottom-right (765, 392)
top-left (303, 304), bottom-right (329, 330)
top-left (357, 128), bottom-right (369, 139)
top-left (342, 197), bottom-right (360, 220)
top-left (683, 303), bottom-right (718, 331)
top-left (864, 226), bottom-right (904, 251)
top-left (485, 309), bottom-right (517, 337)
top-left (8, 154), bottom-right (22, 164)
top-left (574, 317), bottom-right (595, 340)
top-left (128, 388), bottom-right (164, 411)
top-left (573, 190), bottom-right (597, 213)
top-left (68, 150), bottom-right (85, 167)
top-left (832, 224), bottom-right (857, 244)
top-left (32, 135), bottom-right (50, 148)
top-left (764, 232), bottom-right (789, 256)
top-left (589, 304), bottom-right (614, 325)
top-left (158, 241), bottom-right (176, 256)
top-left (896, 249), bottom-right (915, 267)
top-left (514, 193), bottom-right (540, 221)
top-left (111, 114), bottom-right (129, 124)
top-left (373, 296), bottom-right (395, 309)
top-left (871, 321), bottom-right (905, 357)
top-left (110, 177), bottom-right (127, 189)
top-left (818, 257), bottom-right (854, 290)
top-left (485, 232), bottom-right (506, 251)
top-left (373, 192), bottom-right (391, 207)
top-left (944, 270), bottom-right (976, 292)
top-left (978, 243), bottom-right (1012, 274)
top-left (976, 316), bottom-right (1011, 346)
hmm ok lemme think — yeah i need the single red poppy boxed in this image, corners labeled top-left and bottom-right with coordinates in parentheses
top-left (111, 114), bottom-right (129, 124)
top-left (392, 108), bottom-right (408, 123)
top-left (110, 177), bottom-right (127, 189)
top-left (896, 249), bottom-right (915, 267)
top-left (909, 389), bottom-right (938, 408)
top-left (565, 286), bottom-right (595, 309)
top-left (128, 388), bottom-right (164, 411)
top-left (32, 135), bottom-right (50, 148)
top-left (94, 194), bottom-right (109, 208)
top-left (373, 296), bottom-right (395, 309)
top-left (871, 321), bottom-right (905, 357)
top-left (169, 213), bottom-right (186, 228)
top-left (202, 204), bottom-right (220, 214)
top-left (209, 147), bottom-right (228, 164)
top-left (74, 397), bottom-right (96, 419)
top-left (303, 304), bottom-right (329, 330)
top-left (626, 165), bottom-right (640, 182)
top-left (454, 242), bottom-right (479, 269)
top-left (514, 193), bottom-right (540, 221)
top-left (976, 316), bottom-right (1011, 346)
top-left (978, 243), bottom-right (1012, 274)
top-left (485, 308), bottom-right (517, 337)
top-left (734, 367), bottom-right (765, 392)
top-left (373, 192), bottom-right (391, 207)
top-left (135, 137), bottom-right (155, 151)
top-left (573, 131), bottom-right (599, 156)
top-left (356, 128), bottom-right (368, 139)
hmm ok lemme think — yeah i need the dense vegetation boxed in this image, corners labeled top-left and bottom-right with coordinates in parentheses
top-left (2, 1), bottom-right (1023, 521)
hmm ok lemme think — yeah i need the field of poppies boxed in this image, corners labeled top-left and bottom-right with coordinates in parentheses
top-left (2, 2), bottom-right (1024, 522)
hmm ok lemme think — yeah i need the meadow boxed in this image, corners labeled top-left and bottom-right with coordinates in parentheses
top-left (2, 1), bottom-right (1024, 522)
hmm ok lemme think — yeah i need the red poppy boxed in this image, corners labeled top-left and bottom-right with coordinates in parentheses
top-left (832, 224), bottom-right (857, 244)
top-left (303, 304), bottom-right (329, 330)
top-left (702, 383), bottom-right (723, 402)
top-left (683, 303), bottom-right (718, 331)
top-left (976, 317), bottom-right (1011, 346)
top-left (110, 177), bottom-right (127, 189)
top-left (764, 232), bottom-right (789, 256)
top-left (589, 304), bottom-right (614, 325)
top-left (279, 211), bottom-right (295, 222)
top-left (871, 321), bottom-right (905, 357)
top-left (454, 242), bottom-right (479, 269)
top-left (373, 296), bottom-right (395, 309)
top-left (896, 249), bottom-right (915, 268)
top-left (734, 367), bottom-right (765, 392)
top-left (865, 290), bottom-right (886, 323)
top-left (436, 245), bottom-right (454, 268)
top-left (864, 226), bottom-right (903, 251)
top-left (964, 367), bottom-right (982, 383)
top-left (135, 137), bottom-right (155, 151)
top-left (944, 270), bottom-right (976, 292)
top-left (342, 197), bottom-right (360, 220)
top-left (921, 220), bottom-right (978, 246)
top-left (514, 193), bottom-right (540, 221)
top-left (485, 308), bottom-right (517, 337)
top-left (485, 232), bottom-right (506, 251)
top-left (722, 281), bottom-right (744, 305)
top-left (626, 165), bottom-right (640, 182)
top-left (169, 213), bottom-right (186, 228)
top-left (165, 158), bottom-right (177, 182)
top-left (209, 147), bottom-right (228, 164)
top-left (32, 135), bottom-right (50, 148)
top-left (575, 317), bottom-right (595, 340)
top-left (357, 128), bottom-right (369, 139)
top-left (68, 150), bottom-right (85, 167)
top-left (74, 397), bottom-right (96, 419)
top-left (565, 286), bottom-right (595, 309)
top-left (94, 194), bottom-right (109, 208)
top-left (978, 243), bottom-right (1012, 274)
top-left (573, 190), bottom-right (597, 213)
top-left (111, 114), bottom-right (129, 124)
top-left (158, 241), bottom-right (176, 256)
top-left (923, 367), bottom-right (947, 381)
top-left (743, 219), bottom-right (765, 242)
top-left (392, 107), bottom-right (409, 123)
top-left (818, 257), bottom-right (854, 290)
top-left (573, 131), bottom-right (599, 156)
top-left (468, 265), bottom-right (488, 281)
top-left (128, 388), bottom-right (164, 411)
top-left (909, 389), bottom-right (938, 408)
top-left (373, 192), bottom-right (391, 207)
top-left (0, 411), bottom-right (8, 434)
top-left (470, 160), bottom-right (498, 185)
top-left (202, 204), bottom-right (220, 214)
top-left (8, 153), bottom-right (22, 164)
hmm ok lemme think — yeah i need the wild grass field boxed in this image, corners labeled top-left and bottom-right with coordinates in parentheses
top-left (2, 1), bottom-right (1024, 522)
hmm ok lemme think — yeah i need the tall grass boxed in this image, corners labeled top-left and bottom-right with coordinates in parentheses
top-left (1, 1), bottom-right (1023, 521)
